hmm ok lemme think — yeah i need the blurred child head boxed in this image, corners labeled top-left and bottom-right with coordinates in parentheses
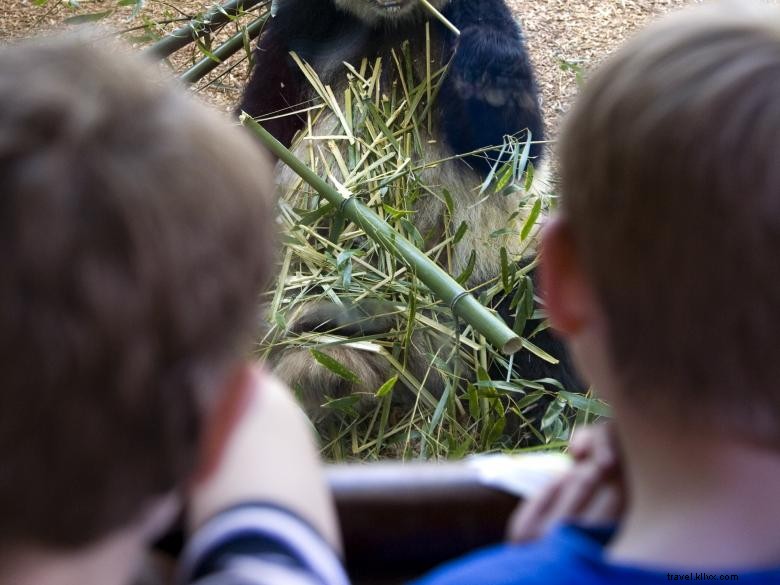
top-left (551, 2), bottom-right (780, 445)
top-left (0, 35), bottom-right (274, 548)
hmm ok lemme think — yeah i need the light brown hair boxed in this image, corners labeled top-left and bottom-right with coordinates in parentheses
top-left (559, 2), bottom-right (780, 442)
top-left (0, 35), bottom-right (274, 547)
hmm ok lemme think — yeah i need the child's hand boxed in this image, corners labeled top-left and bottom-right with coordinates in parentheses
top-left (507, 423), bottom-right (625, 543)
top-left (188, 366), bottom-right (342, 553)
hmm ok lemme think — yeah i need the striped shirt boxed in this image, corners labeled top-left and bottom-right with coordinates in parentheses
top-left (178, 504), bottom-right (350, 585)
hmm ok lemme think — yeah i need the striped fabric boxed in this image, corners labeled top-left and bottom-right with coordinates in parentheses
top-left (178, 504), bottom-right (350, 585)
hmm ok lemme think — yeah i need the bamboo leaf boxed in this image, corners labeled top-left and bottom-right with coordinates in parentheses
top-left (310, 349), bottom-right (361, 383)
top-left (323, 394), bottom-right (362, 414)
top-left (64, 10), bottom-right (113, 24)
top-left (520, 198), bottom-right (542, 241)
top-left (560, 391), bottom-right (612, 417)
top-left (375, 375), bottom-right (399, 398)
top-left (467, 384), bottom-right (480, 419)
top-left (500, 247), bottom-right (511, 294)
top-left (400, 218), bottom-right (425, 249)
top-left (473, 380), bottom-right (528, 395)
top-left (521, 338), bottom-right (559, 364)
top-left (453, 221), bottom-right (468, 245)
top-left (541, 398), bottom-right (565, 431)
top-left (494, 162), bottom-right (514, 193)
top-left (456, 250), bottom-right (476, 285)
top-left (486, 416), bottom-right (506, 444)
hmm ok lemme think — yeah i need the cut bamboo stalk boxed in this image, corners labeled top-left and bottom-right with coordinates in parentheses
top-left (146, 0), bottom-right (269, 60)
top-left (242, 115), bottom-right (522, 355)
top-left (179, 15), bottom-right (268, 84)
top-left (420, 0), bottom-right (461, 37)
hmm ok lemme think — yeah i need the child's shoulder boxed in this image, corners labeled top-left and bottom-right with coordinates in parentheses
top-left (412, 523), bottom-right (780, 585)
top-left (412, 524), bottom-right (615, 585)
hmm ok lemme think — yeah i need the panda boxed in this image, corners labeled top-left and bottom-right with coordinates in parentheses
top-left (239, 0), bottom-right (581, 425)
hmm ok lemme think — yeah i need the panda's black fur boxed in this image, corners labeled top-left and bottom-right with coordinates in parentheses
top-left (241, 0), bottom-right (544, 171)
top-left (239, 0), bottom-right (582, 424)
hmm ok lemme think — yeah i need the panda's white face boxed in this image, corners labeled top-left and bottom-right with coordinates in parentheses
top-left (333, 0), bottom-right (450, 25)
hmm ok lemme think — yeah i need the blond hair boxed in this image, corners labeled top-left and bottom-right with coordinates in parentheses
top-left (560, 2), bottom-right (780, 442)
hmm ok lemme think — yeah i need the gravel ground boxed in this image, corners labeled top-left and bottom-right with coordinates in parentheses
top-left (1, 0), bottom-right (694, 129)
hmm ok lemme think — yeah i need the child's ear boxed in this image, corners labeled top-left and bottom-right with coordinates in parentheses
top-left (540, 217), bottom-right (594, 337)
top-left (191, 363), bottom-right (254, 484)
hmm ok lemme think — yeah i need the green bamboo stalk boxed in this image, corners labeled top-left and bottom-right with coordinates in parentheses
top-left (420, 0), bottom-right (461, 36)
top-left (241, 114), bottom-right (523, 356)
top-left (180, 15), bottom-right (268, 84)
top-left (145, 0), bottom-right (269, 60)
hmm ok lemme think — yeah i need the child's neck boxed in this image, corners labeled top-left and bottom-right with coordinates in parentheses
top-left (0, 525), bottom-right (145, 585)
top-left (608, 409), bottom-right (780, 570)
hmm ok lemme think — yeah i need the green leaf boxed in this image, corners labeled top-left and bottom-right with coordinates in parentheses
top-left (341, 260), bottom-right (353, 289)
top-left (427, 384), bottom-right (450, 432)
top-left (500, 247), bottom-right (511, 294)
top-left (524, 275), bottom-right (535, 317)
top-left (400, 218), bottom-right (425, 249)
top-left (541, 398), bottom-right (565, 431)
top-left (382, 203), bottom-right (414, 219)
top-left (195, 38), bottom-right (221, 63)
top-left (521, 338), bottom-right (559, 364)
top-left (310, 350), bottom-right (361, 384)
top-left (560, 391), bottom-right (613, 417)
top-left (329, 211), bottom-right (346, 243)
top-left (456, 250), bottom-right (476, 285)
top-left (490, 228), bottom-right (513, 239)
top-left (126, 32), bottom-right (160, 44)
top-left (512, 390), bottom-right (545, 411)
top-left (512, 277), bottom-right (534, 335)
top-left (467, 384), bottom-right (480, 419)
top-left (494, 161), bottom-right (514, 193)
top-left (509, 274), bottom-right (526, 311)
top-left (473, 380), bottom-right (528, 395)
top-left (486, 416), bottom-right (507, 445)
top-left (453, 221), bottom-right (468, 245)
top-left (375, 375), bottom-right (399, 398)
top-left (322, 394), bottom-right (361, 415)
top-left (442, 189), bottom-right (454, 217)
top-left (477, 366), bottom-right (491, 384)
top-left (524, 162), bottom-right (536, 192)
top-left (64, 10), bottom-right (113, 24)
top-left (298, 203), bottom-right (333, 226)
top-left (520, 199), bottom-right (542, 241)
top-left (403, 292), bottom-right (417, 348)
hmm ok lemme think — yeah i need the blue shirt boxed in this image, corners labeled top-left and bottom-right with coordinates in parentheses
top-left (412, 523), bottom-right (780, 585)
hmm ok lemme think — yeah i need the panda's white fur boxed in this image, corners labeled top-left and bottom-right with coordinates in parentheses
top-left (276, 67), bottom-right (547, 287)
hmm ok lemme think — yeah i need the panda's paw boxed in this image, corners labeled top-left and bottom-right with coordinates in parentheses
top-left (451, 26), bottom-right (537, 109)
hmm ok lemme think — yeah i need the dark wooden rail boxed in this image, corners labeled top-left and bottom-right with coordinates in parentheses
top-left (150, 455), bottom-right (568, 585)
top-left (330, 463), bottom-right (522, 584)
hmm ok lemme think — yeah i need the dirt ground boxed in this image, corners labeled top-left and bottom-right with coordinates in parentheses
top-left (1, 0), bottom-right (693, 130)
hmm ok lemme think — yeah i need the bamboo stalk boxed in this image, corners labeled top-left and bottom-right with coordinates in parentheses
top-left (420, 0), bottom-right (461, 37)
top-left (180, 15), bottom-right (268, 84)
top-left (146, 0), bottom-right (269, 60)
top-left (242, 115), bottom-right (522, 355)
